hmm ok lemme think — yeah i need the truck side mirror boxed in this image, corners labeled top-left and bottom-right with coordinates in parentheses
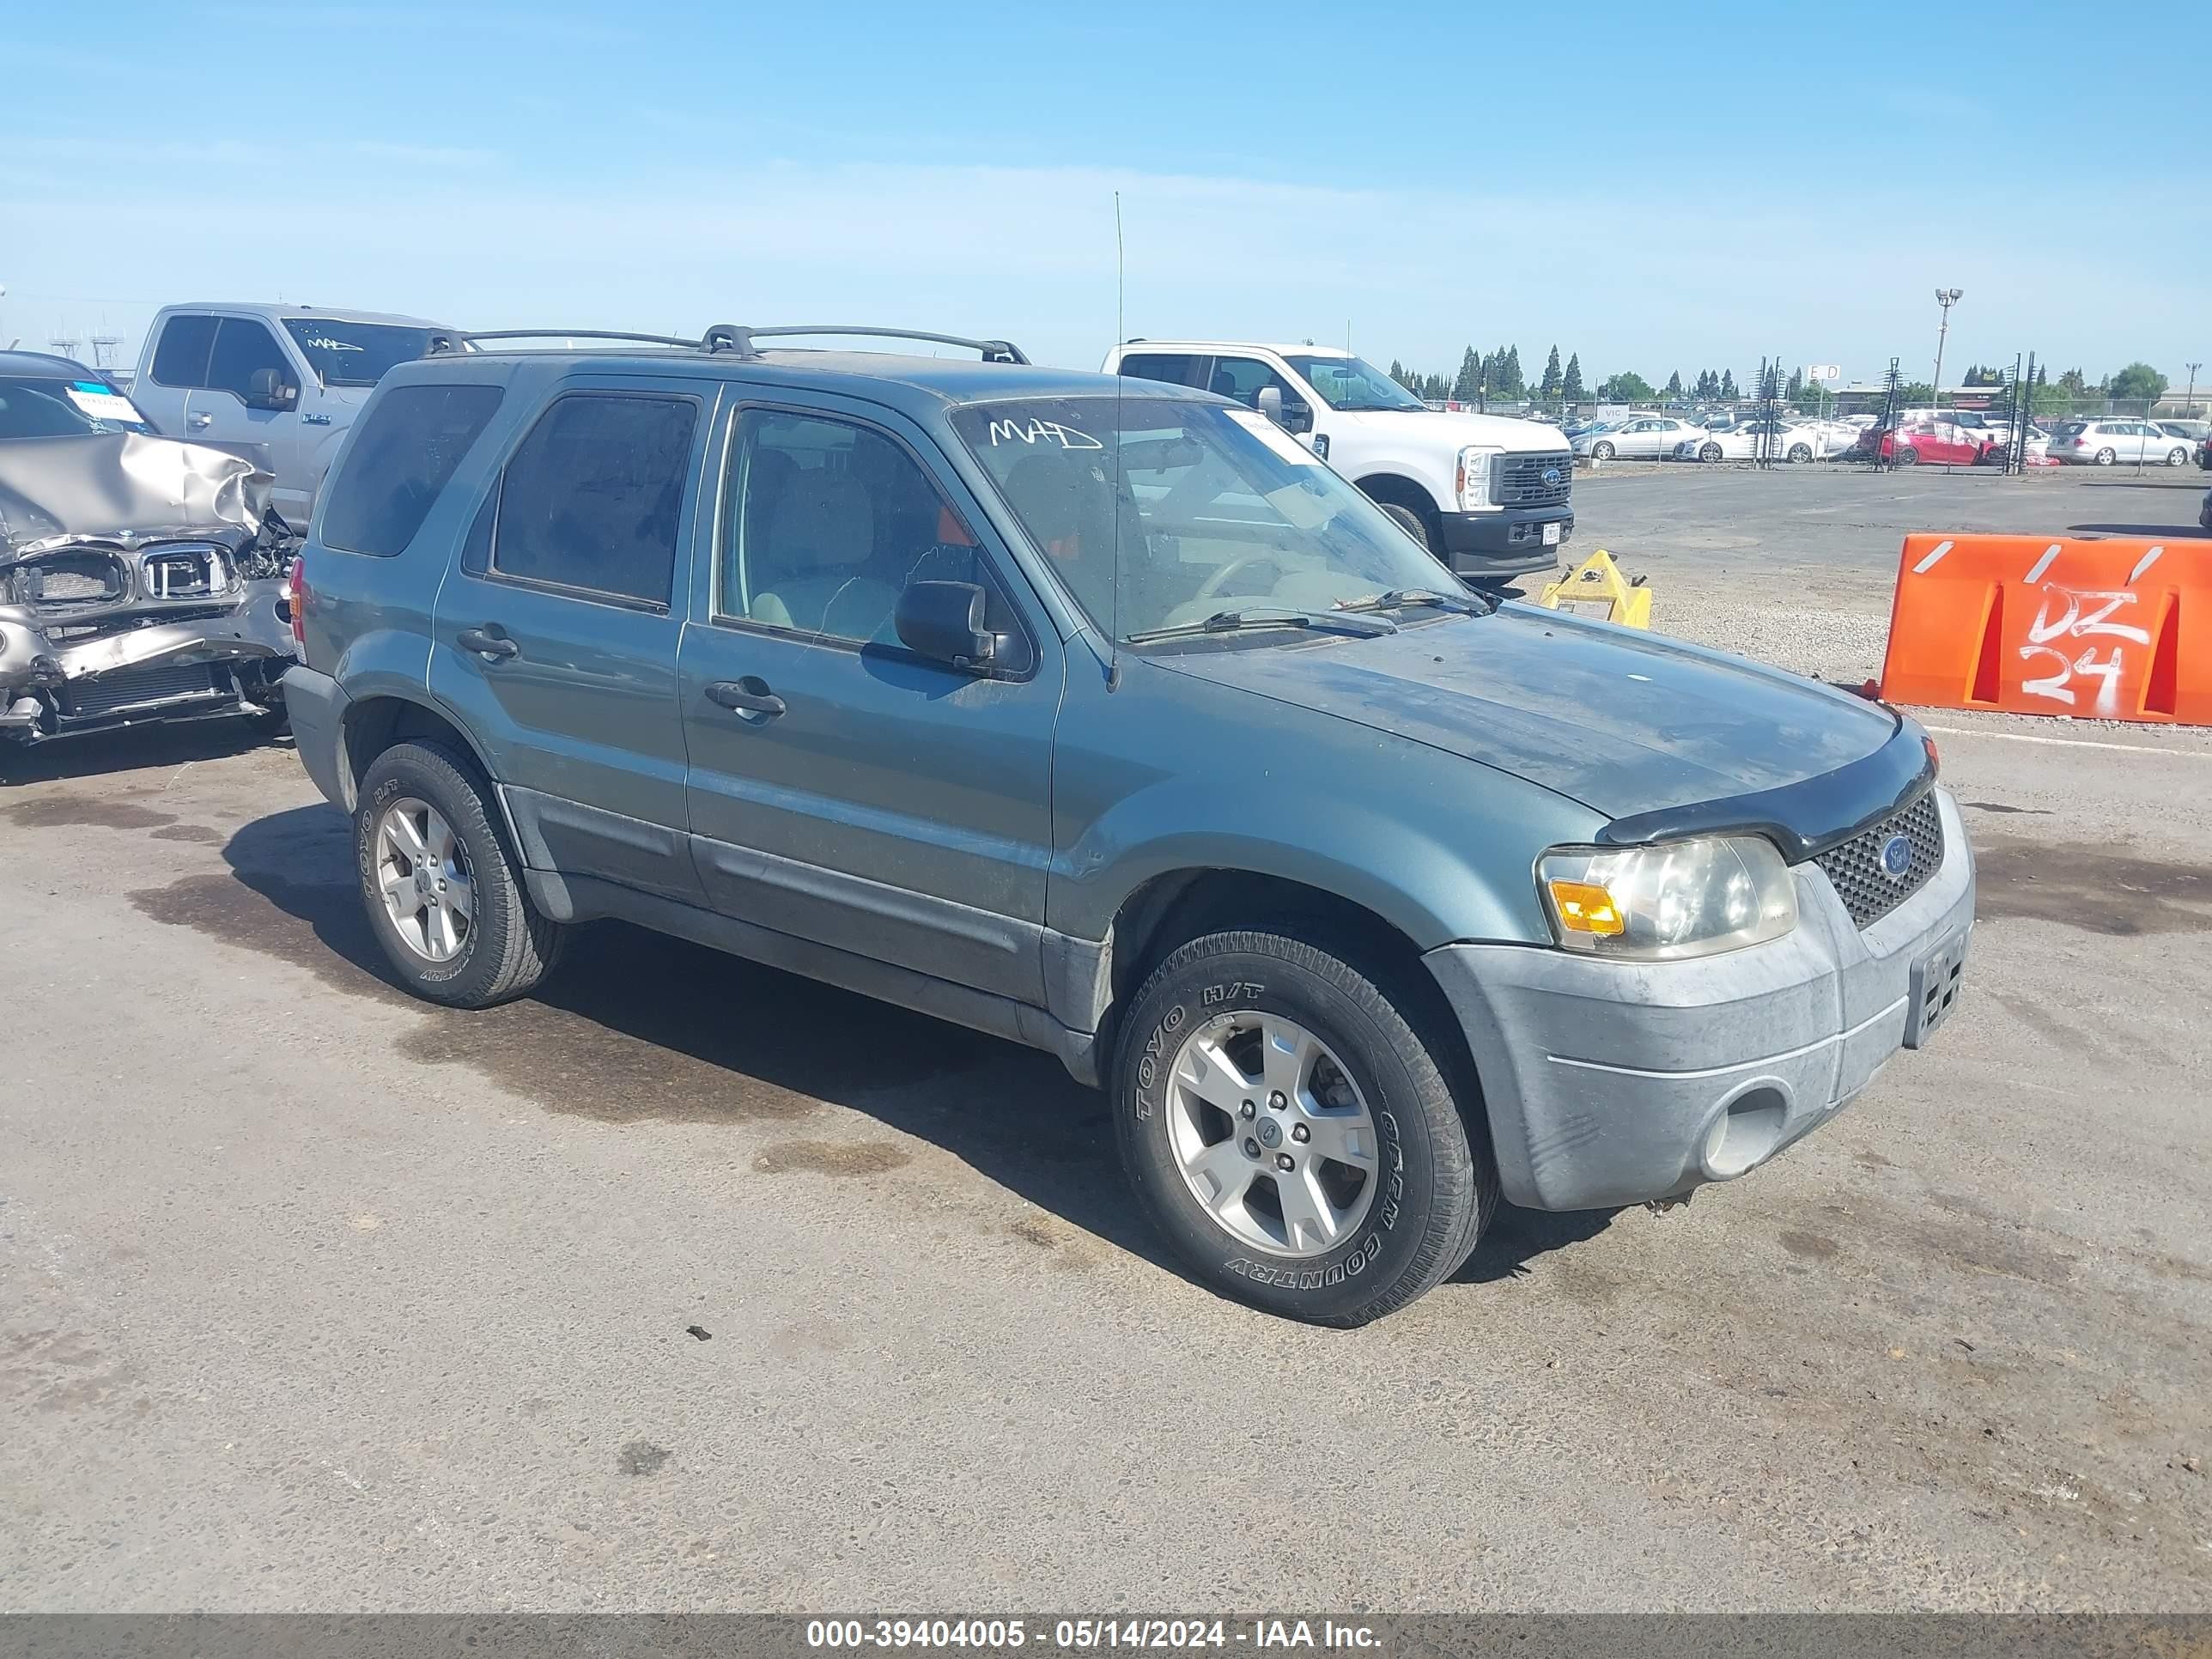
top-left (1256, 386), bottom-right (1313, 435)
top-left (246, 368), bottom-right (299, 411)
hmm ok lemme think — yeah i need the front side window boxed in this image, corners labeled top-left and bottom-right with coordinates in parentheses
top-left (282, 319), bottom-right (439, 388)
top-left (206, 319), bottom-right (292, 399)
top-left (492, 393), bottom-right (696, 605)
top-left (1205, 356), bottom-right (1294, 410)
top-left (150, 314), bottom-right (218, 387)
top-left (951, 395), bottom-right (1465, 646)
top-left (1283, 355), bottom-right (1424, 413)
top-left (321, 383), bottom-right (504, 556)
top-left (719, 409), bottom-right (1030, 666)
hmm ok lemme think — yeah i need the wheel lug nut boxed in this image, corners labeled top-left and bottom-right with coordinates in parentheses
top-left (1268, 1091), bottom-right (1287, 1109)
top-left (1243, 1138), bottom-right (1260, 1158)
top-left (1239, 1100), bottom-right (1256, 1120)
top-left (1290, 1123), bottom-right (1310, 1143)
top-left (1274, 1152), bottom-right (1295, 1172)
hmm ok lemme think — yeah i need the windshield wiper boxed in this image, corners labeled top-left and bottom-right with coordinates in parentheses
top-left (1127, 606), bottom-right (1398, 644)
top-left (1334, 586), bottom-right (1492, 617)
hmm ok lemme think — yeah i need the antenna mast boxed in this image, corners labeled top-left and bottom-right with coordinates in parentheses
top-left (1108, 191), bottom-right (1125, 691)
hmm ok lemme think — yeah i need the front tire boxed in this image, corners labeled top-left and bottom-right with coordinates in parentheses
top-left (1376, 501), bottom-right (1430, 548)
top-left (356, 739), bottom-right (565, 1008)
top-left (1110, 929), bottom-right (1496, 1326)
top-left (1590, 441), bottom-right (1615, 461)
top-left (1699, 442), bottom-right (1723, 464)
top-left (2167, 447), bottom-right (2190, 467)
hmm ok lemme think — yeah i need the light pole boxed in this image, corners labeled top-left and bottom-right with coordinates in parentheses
top-left (1931, 288), bottom-right (1962, 412)
top-left (2187, 361), bottom-right (2203, 419)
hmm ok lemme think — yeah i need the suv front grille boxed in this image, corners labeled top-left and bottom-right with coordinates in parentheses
top-left (1495, 451), bottom-right (1574, 507)
top-left (1814, 791), bottom-right (1944, 929)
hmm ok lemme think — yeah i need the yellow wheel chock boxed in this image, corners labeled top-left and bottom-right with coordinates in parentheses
top-left (1534, 549), bottom-right (1651, 629)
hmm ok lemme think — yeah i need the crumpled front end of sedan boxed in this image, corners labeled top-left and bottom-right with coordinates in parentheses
top-left (0, 434), bottom-right (300, 745)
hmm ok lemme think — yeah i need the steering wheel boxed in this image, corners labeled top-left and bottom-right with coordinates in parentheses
top-left (1194, 555), bottom-right (1274, 604)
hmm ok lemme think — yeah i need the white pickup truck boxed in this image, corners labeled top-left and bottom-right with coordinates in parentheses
top-left (1102, 341), bottom-right (1573, 580)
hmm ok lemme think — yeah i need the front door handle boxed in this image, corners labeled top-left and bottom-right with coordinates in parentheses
top-left (187, 411), bottom-right (212, 429)
top-left (456, 625), bottom-right (520, 662)
top-left (705, 678), bottom-right (786, 718)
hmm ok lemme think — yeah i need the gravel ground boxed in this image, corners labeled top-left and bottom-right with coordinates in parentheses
top-left (3, 464), bottom-right (2209, 1613)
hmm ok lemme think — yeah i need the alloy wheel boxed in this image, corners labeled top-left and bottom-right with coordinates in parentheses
top-left (374, 797), bottom-right (475, 963)
top-left (1164, 1010), bottom-right (1380, 1258)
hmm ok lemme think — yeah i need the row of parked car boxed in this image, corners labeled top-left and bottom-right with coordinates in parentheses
top-left (1562, 405), bottom-right (2212, 469)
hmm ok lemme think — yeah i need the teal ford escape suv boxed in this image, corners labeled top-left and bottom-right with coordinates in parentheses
top-left (283, 323), bottom-right (1974, 1325)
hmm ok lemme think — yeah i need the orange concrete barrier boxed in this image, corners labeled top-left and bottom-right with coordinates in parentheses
top-left (1879, 533), bottom-right (2209, 723)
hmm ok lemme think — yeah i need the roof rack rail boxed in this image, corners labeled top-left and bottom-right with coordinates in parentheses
top-left (425, 326), bottom-right (739, 356)
top-left (726, 325), bottom-right (1029, 365)
top-left (422, 324), bottom-right (1029, 364)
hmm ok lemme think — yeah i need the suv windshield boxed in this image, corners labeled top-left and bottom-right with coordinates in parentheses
top-left (0, 374), bottom-right (154, 439)
top-left (281, 319), bottom-right (439, 387)
top-left (1283, 355), bottom-right (1425, 413)
top-left (951, 395), bottom-right (1467, 645)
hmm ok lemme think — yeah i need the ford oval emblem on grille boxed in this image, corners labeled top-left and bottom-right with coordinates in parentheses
top-left (1879, 833), bottom-right (1912, 880)
top-left (1541, 465), bottom-right (1562, 487)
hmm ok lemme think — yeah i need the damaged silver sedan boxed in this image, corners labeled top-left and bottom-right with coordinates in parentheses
top-left (0, 360), bottom-right (300, 747)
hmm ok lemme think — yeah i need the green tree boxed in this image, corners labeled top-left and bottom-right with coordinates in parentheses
top-left (1497, 344), bottom-right (1525, 398)
top-left (1561, 353), bottom-right (1586, 402)
top-left (1785, 367), bottom-right (1804, 401)
top-left (1720, 369), bottom-right (1738, 399)
top-left (2055, 368), bottom-right (2090, 396)
top-left (1452, 346), bottom-right (1480, 401)
top-left (1597, 370), bottom-right (1656, 403)
top-left (2107, 362), bottom-right (2169, 401)
top-left (1664, 370), bottom-right (1683, 398)
top-left (1540, 344), bottom-right (1564, 400)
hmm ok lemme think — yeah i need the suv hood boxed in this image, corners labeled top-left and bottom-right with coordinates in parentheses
top-left (1329, 409), bottom-right (1567, 452)
top-left (1154, 604), bottom-right (1897, 825)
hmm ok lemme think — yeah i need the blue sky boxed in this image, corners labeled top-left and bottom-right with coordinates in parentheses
top-left (3, 1), bottom-right (2205, 390)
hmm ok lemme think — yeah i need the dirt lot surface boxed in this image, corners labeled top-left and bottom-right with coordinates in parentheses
top-left (3, 465), bottom-right (2208, 1612)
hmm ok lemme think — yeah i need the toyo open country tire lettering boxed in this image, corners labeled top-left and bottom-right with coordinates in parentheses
top-left (356, 740), bottom-right (565, 1007)
top-left (1110, 929), bottom-right (1497, 1326)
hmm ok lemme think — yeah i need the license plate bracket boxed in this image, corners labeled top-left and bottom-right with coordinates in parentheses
top-left (1540, 520), bottom-right (1563, 546)
top-left (1904, 928), bottom-right (1967, 1048)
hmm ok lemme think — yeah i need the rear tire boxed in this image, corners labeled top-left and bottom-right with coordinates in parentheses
top-left (1787, 443), bottom-right (1813, 464)
top-left (1109, 928), bottom-right (1496, 1327)
top-left (356, 739), bottom-right (565, 1008)
top-left (2094, 447), bottom-right (2116, 465)
top-left (1893, 445), bottom-right (1918, 466)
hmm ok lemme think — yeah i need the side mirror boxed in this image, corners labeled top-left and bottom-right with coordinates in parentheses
top-left (896, 580), bottom-right (996, 671)
top-left (1256, 386), bottom-right (1313, 434)
top-left (246, 368), bottom-right (298, 411)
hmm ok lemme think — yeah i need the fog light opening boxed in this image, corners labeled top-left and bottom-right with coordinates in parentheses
top-left (1702, 1085), bottom-right (1789, 1180)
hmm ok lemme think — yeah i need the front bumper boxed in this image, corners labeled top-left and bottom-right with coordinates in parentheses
top-left (1437, 506), bottom-right (1573, 580)
top-left (1424, 787), bottom-right (1976, 1211)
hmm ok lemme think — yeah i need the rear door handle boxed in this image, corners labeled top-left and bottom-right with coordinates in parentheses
top-left (456, 625), bottom-right (520, 662)
top-left (705, 678), bottom-right (786, 718)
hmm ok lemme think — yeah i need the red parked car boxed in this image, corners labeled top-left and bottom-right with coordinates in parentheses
top-left (1869, 418), bottom-right (1990, 467)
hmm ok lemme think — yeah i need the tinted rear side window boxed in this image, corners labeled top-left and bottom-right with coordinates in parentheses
top-left (151, 314), bottom-right (218, 387)
top-left (1116, 353), bottom-right (1207, 389)
top-left (492, 393), bottom-right (696, 606)
top-left (321, 383), bottom-right (505, 556)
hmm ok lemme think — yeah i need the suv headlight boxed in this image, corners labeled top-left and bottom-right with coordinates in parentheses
top-left (1538, 836), bottom-right (1796, 960)
top-left (1455, 445), bottom-right (1502, 511)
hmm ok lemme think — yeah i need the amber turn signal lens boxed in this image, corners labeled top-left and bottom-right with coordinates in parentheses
top-left (1547, 879), bottom-right (1626, 936)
